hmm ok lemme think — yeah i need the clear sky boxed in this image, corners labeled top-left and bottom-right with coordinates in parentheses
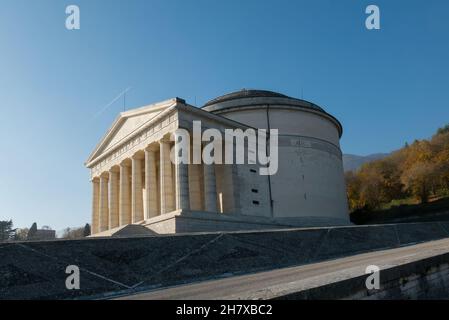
top-left (0, 0), bottom-right (448, 230)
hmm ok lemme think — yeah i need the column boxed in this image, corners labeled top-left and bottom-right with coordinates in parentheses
top-left (119, 163), bottom-right (131, 225)
top-left (159, 140), bottom-right (175, 214)
top-left (203, 164), bottom-right (217, 212)
top-left (108, 169), bottom-right (120, 229)
top-left (189, 165), bottom-right (203, 210)
top-left (131, 156), bottom-right (144, 223)
top-left (222, 164), bottom-right (238, 213)
top-left (99, 174), bottom-right (109, 232)
top-left (175, 160), bottom-right (190, 211)
top-left (91, 178), bottom-right (100, 234)
top-left (145, 148), bottom-right (158, 219)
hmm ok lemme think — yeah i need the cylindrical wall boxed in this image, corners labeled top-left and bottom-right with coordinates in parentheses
top-left (202, 90), bottom-right (349, 226)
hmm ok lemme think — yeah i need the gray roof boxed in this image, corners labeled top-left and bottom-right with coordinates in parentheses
top-left (203, 89), bottom-right (325, 113)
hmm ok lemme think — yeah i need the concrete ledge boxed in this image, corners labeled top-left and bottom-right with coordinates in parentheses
top-left (266, 239), bottom-right (449, 300)
top-left (104, 210), bottom-right (352, 235)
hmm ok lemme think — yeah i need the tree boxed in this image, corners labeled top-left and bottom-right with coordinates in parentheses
top-left (83, 224), bottom-right (91, 237)
top-left (345, 124), bottom-right (449, 212)
top-left (347, 158), bottom-right (404, 210)
top-left (401, 162), bottom-right (438, 203)
top-left (436, 124), bottom-right (449, 136)
top-left (61, 227), bottom-right (85, 239)
top-left (345, 171), bottom-right (362, 211)
top-left (0, 220), bottom-right (15, 242)
top-left (14, 228), bottom-right (29, 241)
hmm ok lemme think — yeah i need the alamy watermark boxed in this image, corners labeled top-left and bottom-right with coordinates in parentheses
top-left (365, 265), bottom-right (380, 290)
top-left (65, 265), bottom-right (80, 290)
top-left (365, 5), bottom-right (380, 30)
top-left (66, 5), bottom-right (80, 30)
top-left (169, 121), bottom-right (279, 176)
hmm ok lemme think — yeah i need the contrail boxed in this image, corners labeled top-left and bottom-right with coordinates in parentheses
top-left (92, 87), bottom-right (132, 119)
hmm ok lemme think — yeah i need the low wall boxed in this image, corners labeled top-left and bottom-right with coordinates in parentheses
top-left (279, 251), bottom-right (449, 300)
top-left (1, 221), bottom-right (449, 299)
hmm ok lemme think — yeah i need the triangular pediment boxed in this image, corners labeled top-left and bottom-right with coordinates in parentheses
top-left (86, 99), bottom-right (178, 165)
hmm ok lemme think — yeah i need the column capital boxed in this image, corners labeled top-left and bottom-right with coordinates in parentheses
top-left (120, 158), bottom-right (131, 167)
top-left (131, 150), bottom-right (145, 160)
top-left (145, 144), bottom-right (158, 152)
top-left (159, 137), bottom-right (172, 144)
top-left (108, 166), bottom-right (120, 174)
top-left (99, 172), bottom-right (109, 179)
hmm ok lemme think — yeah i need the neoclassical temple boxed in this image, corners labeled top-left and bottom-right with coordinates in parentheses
top-left (86, 90), bottom-right (349, 236)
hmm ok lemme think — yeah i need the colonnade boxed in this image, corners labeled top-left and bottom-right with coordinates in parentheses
top-left (91, 139), bottom-right (219, 234)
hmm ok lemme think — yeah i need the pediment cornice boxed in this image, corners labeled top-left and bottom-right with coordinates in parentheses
top-left (85, 98), bottom-right (179, 167)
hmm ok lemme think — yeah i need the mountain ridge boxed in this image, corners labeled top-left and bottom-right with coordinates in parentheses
top-left (343, 153), bottom-right (389, 172)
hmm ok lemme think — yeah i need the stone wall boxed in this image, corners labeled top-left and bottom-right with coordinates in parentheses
top-left (279, 251), bottom-right (449, 300)
top-left (2, 221), bottom-right (449, 299)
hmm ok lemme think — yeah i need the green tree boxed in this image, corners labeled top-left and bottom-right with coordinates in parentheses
top-left (0, 220), bottom-right (15, 242)
top-left (83, 224), bottom-right (91, 237)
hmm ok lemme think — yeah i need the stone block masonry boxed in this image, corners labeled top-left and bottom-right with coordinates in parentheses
top-left (2, 221), bottom-right (449, 299)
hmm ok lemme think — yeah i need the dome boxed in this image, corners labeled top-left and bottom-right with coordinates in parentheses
top-left (202, 89), bottom-right (342, 137)
top-left (202, 89), bottom-right (325, 113)
top-left (203, 89), bottom-right (288, 107)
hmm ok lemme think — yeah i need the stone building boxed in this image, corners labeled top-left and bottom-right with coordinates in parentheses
top-left (85, 90), bottom-right (349, 236)
top-left (27, 227), bottom-right (56, 241)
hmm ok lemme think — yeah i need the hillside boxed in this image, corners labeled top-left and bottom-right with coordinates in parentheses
top-left (343, 153), bottom-right (389, 172)
top-left (345, 125), bottom-right (449, 213)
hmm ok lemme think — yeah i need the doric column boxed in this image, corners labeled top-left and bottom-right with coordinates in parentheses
top-left (108, 169), bottom-right (120, 229)
top-left (119, 162), bottom-right (131, 225)
top-left (203, 164), bottom-right (217, 212)
top-left (91, 178), bottom-right (100, 234)
top-left (99, 174), bottom-right (109, 232)
top-left (131, 155), bottom-right (144, 223)
top-left (221, 164), bottom-right (238, 214)
top-left (175, 160), bottom-right (190, 211)
top-left (173, 131), bottom-right (190, 211)
top-left (159, 140), bottom-right (174, 214)
top-left (189, 164), bottom-right (203, 211)
top-left (145, 147), bottom-right (158, 219)
top-left (221, 138), bottom-right (236, 214)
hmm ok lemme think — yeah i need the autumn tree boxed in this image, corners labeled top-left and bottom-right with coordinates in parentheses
top-left (345, 124), bottom-right (449, 211)
top-left (401, 161), bottom-right (437, 203)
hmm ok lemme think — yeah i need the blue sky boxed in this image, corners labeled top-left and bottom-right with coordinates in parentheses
top-left (0, 0), bottom-right (448, 230)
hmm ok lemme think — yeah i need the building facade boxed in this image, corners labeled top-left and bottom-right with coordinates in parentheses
top-left (85, 90), bottom-right (349, 236)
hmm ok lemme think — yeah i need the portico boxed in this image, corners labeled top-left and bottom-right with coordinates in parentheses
top-left (91, 135), bottom-right (230, 234)
top-left (86, 98), bottom-right (241, 235)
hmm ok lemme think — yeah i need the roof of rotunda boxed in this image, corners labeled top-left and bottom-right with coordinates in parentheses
top-left (202, 89), bottom-right (325, 113)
